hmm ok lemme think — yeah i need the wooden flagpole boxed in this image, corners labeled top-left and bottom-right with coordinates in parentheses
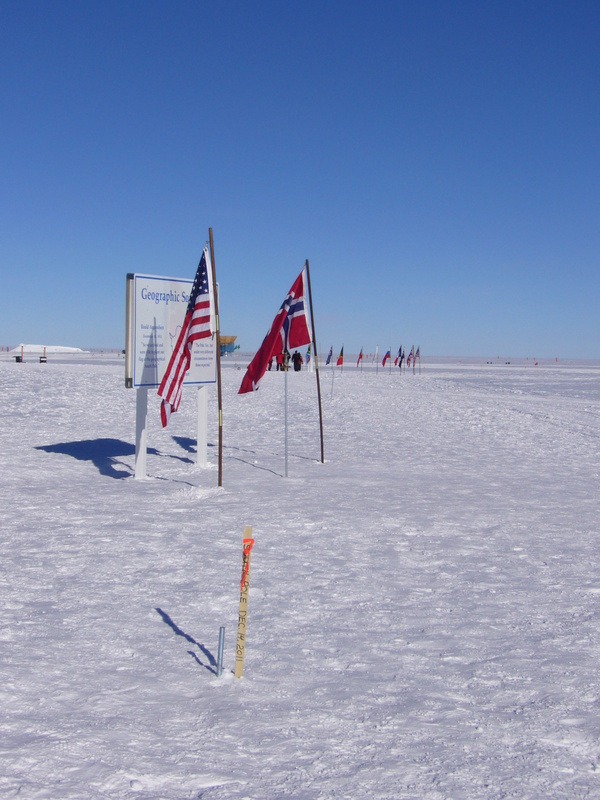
top-left (304, 259), bottom-right (325, 463)
top-left (209, 228), bottom-right (223, 487)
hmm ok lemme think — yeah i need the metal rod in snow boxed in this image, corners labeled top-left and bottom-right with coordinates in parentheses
top-left (217, 626), bottom-right (225, 677)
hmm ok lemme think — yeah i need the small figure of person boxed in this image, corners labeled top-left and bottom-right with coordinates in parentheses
top-left (276, 352), bottom-right (284, 371)
top-left (283, 350), bottom-right (291, 371)
top-left (292, 350), bottom-right (303, 371)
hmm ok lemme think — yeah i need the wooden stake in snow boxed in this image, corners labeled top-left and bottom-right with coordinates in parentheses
top-left (235, 528), bottom-right (255, 678)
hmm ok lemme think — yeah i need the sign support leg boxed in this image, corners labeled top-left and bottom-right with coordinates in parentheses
top-left (134, 387), bottom-right (148, 479)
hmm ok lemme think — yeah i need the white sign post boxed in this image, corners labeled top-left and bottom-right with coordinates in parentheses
top-left (196, 385), bottom-right (208, 468)
top-left (125, 273), bottom-right (216, 478)
top-left (134, 387), bottom-right (148, 479)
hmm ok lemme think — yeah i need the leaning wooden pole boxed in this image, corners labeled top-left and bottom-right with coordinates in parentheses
top-left (305, 259), bottom-right (325, 463)
top-left (209, 228), bottom-right (223, 487)
top-left (235, 527), bottom-right (254, 678)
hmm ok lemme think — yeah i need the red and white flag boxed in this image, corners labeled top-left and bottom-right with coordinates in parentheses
top-left (239, 269), bottom-right (311, 394)
top-left (158, 248), bottom-right (213, 426)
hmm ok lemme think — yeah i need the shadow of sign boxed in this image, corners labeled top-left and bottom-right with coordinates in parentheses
top-left (172, 435), bottom-right (197, 454)
top-left (155, 607), bottom-right (217, 675)
top-left (35, 438), bottom-right (157, 479)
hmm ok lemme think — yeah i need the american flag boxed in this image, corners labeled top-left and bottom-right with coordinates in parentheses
top-left (238, 269), bottom-right (311, 394)
top-left (158, 248), bottom-right (213, 426)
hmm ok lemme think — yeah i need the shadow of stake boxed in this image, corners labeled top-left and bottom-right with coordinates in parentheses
top-left (155, 607), bottom-right (217, 675)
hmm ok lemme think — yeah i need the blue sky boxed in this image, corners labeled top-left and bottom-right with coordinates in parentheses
top-left (2, 0), bottom-right (599, 358)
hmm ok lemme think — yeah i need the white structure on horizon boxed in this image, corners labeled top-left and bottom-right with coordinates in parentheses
top-left (10, 344), bottom-right (88, 354)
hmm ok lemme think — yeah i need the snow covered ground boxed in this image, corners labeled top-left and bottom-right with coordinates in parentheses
top-left (1, 356), bottom-right (600, 799)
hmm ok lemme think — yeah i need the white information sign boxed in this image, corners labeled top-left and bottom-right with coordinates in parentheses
top-left (125, 273), bottom-right (216, 389)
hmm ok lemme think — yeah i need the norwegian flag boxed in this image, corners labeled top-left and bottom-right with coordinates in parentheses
top-left (239, 269), bottom-right (311, 394)
top-left (157, 248), bottom-right (213, 427)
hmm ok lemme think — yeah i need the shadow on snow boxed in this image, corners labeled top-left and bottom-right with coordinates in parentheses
top-left (155, 607), bottom-right (217, 675)
top-left (35, 437), bottom-right (193, 479)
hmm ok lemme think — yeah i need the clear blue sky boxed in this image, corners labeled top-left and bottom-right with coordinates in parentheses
top-left (2, 0), bottom-right (599, 358)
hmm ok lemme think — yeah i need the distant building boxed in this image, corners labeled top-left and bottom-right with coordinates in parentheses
top-left (220, 335), bottom-right (238, 357)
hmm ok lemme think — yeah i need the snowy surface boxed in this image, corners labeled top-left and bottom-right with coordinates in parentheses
top-left (1, 356), bottom-right (600, 799)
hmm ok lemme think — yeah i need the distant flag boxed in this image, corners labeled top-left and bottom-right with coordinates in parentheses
top-left (382, 348), bottom-right (391, 367)
top-left (373, 346), bottom-right (379, 364)
top-left (398, 346), bottom-right (405, 369)
top-left (158, 247), bottom-right (213, 427)
top-left (394, 346), bottom-right (401, 367)
top-left (357, 347), bottom-right (363, 367)
top-left (415, 346), bottom-right (420, 360)
top-left (238, 269), bottom-right (311, 394)
top-left (306, 343), bottom-right (311, 364)
top-left (337, 346), bottom-right (344, 366)
top-left (407, 345), bottom-right (415, 367)
top-left (325, 346), bottom-right (333, 365)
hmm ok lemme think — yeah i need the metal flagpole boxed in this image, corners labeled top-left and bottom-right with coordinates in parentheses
top-left (208, 228), bottom-right (223, 487)
top-left (304, 259), bottom-right (325, 463)
top-left (284, 364), bottom-right (289, 477)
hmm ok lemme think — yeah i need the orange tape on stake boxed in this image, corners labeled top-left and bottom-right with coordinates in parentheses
top-left (240, 537), bottom-right (255, 591)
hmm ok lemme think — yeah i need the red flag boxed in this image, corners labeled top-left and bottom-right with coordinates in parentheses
top-left (357, 348), bottom-right (363, 367)
top-left (382, 348), bottom-right (391, 367)
top-left (239, 270), bottom-right (311, 393)
top-left (337, 346), bottom-right (344, 366)
top-left (157, 248), bottom-right (213, 427)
